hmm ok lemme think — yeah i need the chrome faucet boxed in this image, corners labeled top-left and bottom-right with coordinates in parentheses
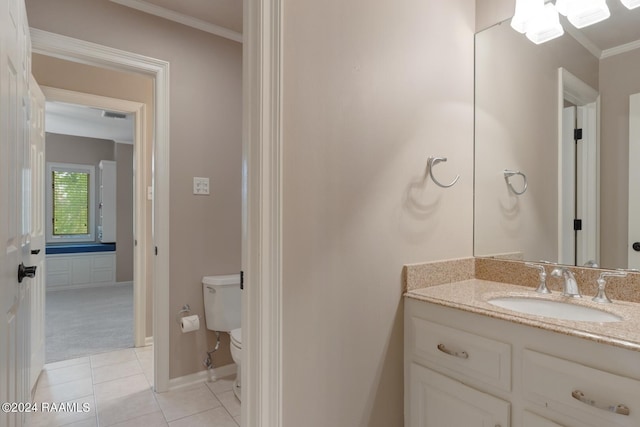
top-left (525, 262), bottom-right (551, 294)
top-left (550, 267), bottom-right (581, 298)
top-left (592, 271), bottom-right (627, 303)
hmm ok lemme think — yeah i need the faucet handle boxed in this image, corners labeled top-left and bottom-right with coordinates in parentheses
top-left (593, 271), bottom-right (627, 303)
top-left (525, 262), bottom-right (551, 294)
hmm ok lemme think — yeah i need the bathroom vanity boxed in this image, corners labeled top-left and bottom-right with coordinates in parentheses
top-left (404, 280), bottom-right (640, 427)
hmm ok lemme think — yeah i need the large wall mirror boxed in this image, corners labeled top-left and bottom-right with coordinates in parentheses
top-left (474, 2), bottom-right (640, 271)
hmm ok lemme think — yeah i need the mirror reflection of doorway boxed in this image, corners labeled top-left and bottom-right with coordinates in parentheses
top-left (559, 68), bottom-right (599, 267)
top-left (628, 93), bottom-right (640, 270)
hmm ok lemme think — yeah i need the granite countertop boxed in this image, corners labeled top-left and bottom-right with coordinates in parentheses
top-left (405, 279), bottom-right (640, 352)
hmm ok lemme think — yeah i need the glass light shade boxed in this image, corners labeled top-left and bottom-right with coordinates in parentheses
top-left (526, 3), bottom-right (565, 44)
top-left (511, 0), bottom-right (545, 33)
top-left (621, 0), bottom-right (640, 9)
top-left (555, 0), bottom-right (569, 16)
top-left (565, 0), bottom-right (610, 28)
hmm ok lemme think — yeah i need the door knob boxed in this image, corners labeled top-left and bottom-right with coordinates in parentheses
top-left (17, 262), bottom-right (37, 283)
top-left (633, 242), bottom-right (640, 252)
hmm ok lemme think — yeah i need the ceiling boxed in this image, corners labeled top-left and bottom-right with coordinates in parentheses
top-left (142, 0), bottom-right (242, 33)
top-left (109, 0), bottom-right (242, 42)
top-left (569, 1), bottom-right (640, 55)
top-left (46, 102), bottom-right (134, 144)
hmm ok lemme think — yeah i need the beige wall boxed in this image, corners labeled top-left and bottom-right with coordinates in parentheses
top-left (282, 0), bottom-right (475, 425)
top-left (476, 0), bottom-right (514, 31)
top-left (474, 22), bottom-right (599, 263)
top-left (46, 132), bottom-right (115, 166)
top-left (599, 50), bottom-right (640, 268)
top-left (27, 0), bottom-right (242, 378)
top-left (33, 54), bottom-right (156, 339)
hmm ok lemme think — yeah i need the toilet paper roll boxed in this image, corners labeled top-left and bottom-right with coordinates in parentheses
top-left (180, 315), bottom-right (200, 333)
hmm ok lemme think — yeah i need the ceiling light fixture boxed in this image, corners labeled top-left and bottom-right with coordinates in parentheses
top-left (526, 3), bottom-right (565, 44)
top-left (512, 0), bottom-right (638, 44)
top-left (620, 0), bottom-right (640, 9)
top-left (511, 0), bottom-right (544, 33)
top-left (512, 0), bottom-right (564, 44)
top-left (557, 0), bottom-right (610, 29)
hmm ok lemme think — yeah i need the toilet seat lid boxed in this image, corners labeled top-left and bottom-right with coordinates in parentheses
top-left (230, 328), bottom-right (242, 346)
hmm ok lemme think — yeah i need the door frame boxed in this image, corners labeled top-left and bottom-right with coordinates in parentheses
top-left (40, 86), bottom-right (147, 347)
top-left (629, 93), bottom-right (640, 269)
top-left (243, 0), bottom-right (283, 425)
top-left (31, 29), bottom-right (171, 392)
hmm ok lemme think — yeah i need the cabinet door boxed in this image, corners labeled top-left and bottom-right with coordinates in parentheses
top-left (523, 411), bottom-right (565, 427)
top-left (409, 363), bottom-right (510, 427)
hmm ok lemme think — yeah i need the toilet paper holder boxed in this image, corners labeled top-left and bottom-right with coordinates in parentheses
top-left (176, 304), bottom-right (192, 325)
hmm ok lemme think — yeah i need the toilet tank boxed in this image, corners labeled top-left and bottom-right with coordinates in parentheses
top-left (202, 274), bottom-right (241, 332)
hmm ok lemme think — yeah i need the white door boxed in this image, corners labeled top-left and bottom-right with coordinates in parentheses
top-left (575, 103), bottom-right (598, 267)
top-left (560, 104), bottom-right (598, 267)
top-left (409, 363), bottom-right (510, 427)
top-left (629, 93), bottom-right (640, 270)
top-left (29, 75), bottom-right (46, 391)
top-left (560, 106), bottom-right (576, 265)
top-left (1, 0), bottom-right (33, 425)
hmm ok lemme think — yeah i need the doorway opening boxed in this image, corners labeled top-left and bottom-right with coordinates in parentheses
top-left (41, 91), bottom-right (143, 363)
top-left (31, 28), bottom-right (171, 391)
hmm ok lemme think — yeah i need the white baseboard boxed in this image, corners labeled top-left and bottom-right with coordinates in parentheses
top-left (144, 336), bottom-right (154, 346)
top-left (167, 363), bottom-right (237, 391)
top-left (47, 280), bottom-right (133, 292)
top-left (116, 281), bottom-right (134, 287)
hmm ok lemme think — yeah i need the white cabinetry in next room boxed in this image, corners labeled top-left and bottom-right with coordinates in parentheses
top-left (98, 160), bottom-right (116, 243)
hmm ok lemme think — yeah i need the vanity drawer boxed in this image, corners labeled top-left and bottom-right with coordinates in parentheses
top-left (522, 349), bottom-right (640, 427)
top-left (408, 316), bottom-right (511, 391)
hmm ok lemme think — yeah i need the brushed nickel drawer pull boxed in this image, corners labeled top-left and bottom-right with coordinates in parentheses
top-left (437, 344), bottom-right (469, 359)
top-left (571, 390), bottom-right (630, 416)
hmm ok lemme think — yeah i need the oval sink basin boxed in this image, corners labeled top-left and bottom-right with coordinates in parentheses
top-left (487, 297), bottom-right (623, 323)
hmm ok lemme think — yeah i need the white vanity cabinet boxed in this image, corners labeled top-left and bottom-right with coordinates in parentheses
top-left (409, 363), bottom-right (510, 427)
top-left (405, 297), bottom-right (640, 427)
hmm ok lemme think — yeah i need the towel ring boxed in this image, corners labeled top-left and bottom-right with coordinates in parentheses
top-left (504, 170), bottom-right (527, 195)
top-left (427, 157), bottom-right (460, 188)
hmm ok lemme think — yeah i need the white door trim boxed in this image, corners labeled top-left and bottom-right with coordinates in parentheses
top-left (243, 0), bottom-right (283, 425)
top-left (31, 28), bottom-right (171, 392)
top-left (40, 86), bottom-right (147, 348)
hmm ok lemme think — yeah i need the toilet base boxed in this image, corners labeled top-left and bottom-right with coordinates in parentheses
top-left (233, 364), bottom-right (242, 402)
top-left (233, 378), bottom-right (241, 401)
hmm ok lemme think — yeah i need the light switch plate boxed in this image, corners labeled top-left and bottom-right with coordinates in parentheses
top-left (193, 177), bottom-right (210, 195)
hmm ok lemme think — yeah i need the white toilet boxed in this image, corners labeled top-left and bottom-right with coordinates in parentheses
top-left (203, 274), bottom-right (242, 401)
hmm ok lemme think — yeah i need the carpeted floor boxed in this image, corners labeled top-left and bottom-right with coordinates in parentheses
top-left (45, 284), bottom-right (134, 363)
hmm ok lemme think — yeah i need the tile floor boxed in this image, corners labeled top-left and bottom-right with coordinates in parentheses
top-left (27, 346), bottom-right (241, 427)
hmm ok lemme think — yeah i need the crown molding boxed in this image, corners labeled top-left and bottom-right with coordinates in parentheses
top-left (601, 38), bottom-right (640, 59)
top-left (109, 0), bottom-right (242, 44)
top-left (563, 25), bottom-right (602, 59)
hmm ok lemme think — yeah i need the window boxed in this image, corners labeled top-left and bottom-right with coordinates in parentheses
top-left (46, 163), bottom-right (95, 243)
